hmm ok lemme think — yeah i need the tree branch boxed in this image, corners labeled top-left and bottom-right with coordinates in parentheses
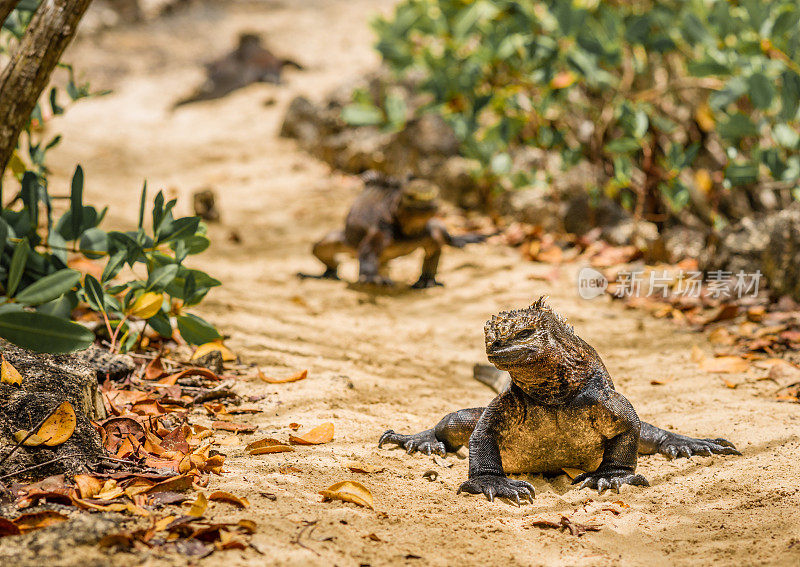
top-left (0, 0), bottom-right (93, 174)
top-left (0, 1), bottom-right (19, 27)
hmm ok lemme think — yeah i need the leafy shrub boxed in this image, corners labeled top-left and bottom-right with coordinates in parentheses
top-left (369, 0), bottom-right (800, 225)
top-left (0, 166), bottom-right (221, 353)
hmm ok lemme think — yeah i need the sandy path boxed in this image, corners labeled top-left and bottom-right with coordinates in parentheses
top-left (41, 2), bottom-right (800, 565)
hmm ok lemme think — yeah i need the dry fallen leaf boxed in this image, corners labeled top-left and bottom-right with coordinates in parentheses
top-left (347, 462), bottom-right (386, 474)
top-left (289, 422), bottom-right (334, 445)
top-left (1, 355), bottom-right (22, 385)
top-left (650, 378), bottom-right (673, 386)
top-left (690, 345), bottom-right (705, 363)
top-left (212, 421), bottom-right (257, 433)
top-left (13, 511), bottom-right (69, 532)
top-left (188, 492), bottom-right (208, 517)
top-left (319, 480), bottom-right (374, 509)
top-left (74, 474), bottom-right (103, 499)
top-left (13, 430), bottom-right (45, 447)
top-left (37, 402), bottom-right (76, 446)
top-left (561, 467), bottom-right (585, 480)
top-left (208, 491), bottom-right (250, 508)
top-left (192, 341), bottom-right (237, 362)
top-left (699, 356), bottom-right (749, 373)
top-left (145, 355), bottom-right (166, 380)
top-left (251, 445), bottom-right (295, 455)
top-left (258, 368), bottom-right (308, 384)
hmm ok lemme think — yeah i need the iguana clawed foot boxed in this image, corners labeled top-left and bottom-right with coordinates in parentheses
top-left (572, 469), bottom-right (650, 494)
top-left (358, 274), bottom-right (395, 287)
top-left (297, 267), bottom-right (340, 280)
top-left (457, 475), bottom-right (535, 505)
top-left (411, 275), bottom-right (444, 289)
top-left (379, 429), bottom-right (446, 456)
top-left (657, 434), bottom-right (740, 459)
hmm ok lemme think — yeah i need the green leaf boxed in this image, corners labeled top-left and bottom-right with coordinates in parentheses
top-left (79, 227), bottom-right (109, 259)
top-left (717, 113), bottom-right (759, 141)
top-left (157, 216), bottom-right (200, 244)
top-left (147, 311), bottom-right (172, 338)
top-left (604, 137), bottom-right (642, 154)
top-left (772, 8), bottom-right (799, 37)
top-left (15, 269), bottom-right (81, 306)
top-left (101, 249), bottom-right (127, 283)
top-left (341, 104), bottom-right (384, 126)
top-left (70, 165), bottom-right (84, 241)
top-left (36, 292), bottom-right (77, 319)
top-left (747, 72), bottom-right (774, 110)
top-left (7, 237), bottom-right (30, 297)
top-left (146, 264), bottom-right (179, 291)
top-left (20, 172), bottom-right (39, 227)
top-left (138, 181), bottom-right (147, 229)
top-left (83, 274), bottom-right (107, 314)
top-left (726, 162), bottom-right (759, 185)
top-left (177, 313), bottom-right (221, 345)
top-left (0, 311), bottom-right (94, 353)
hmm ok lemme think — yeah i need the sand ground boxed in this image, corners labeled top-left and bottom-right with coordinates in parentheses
top-left (36, 1), bottom-right (800, 565)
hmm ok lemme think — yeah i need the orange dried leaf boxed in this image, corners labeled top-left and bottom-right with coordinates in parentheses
top-left (208, 491), bottom-right (250, 509)
top-left (319, 481), bottom-right (373, 509)
top-left (188, 492), bottom-right (208, 517)
top-left (13, 511), bottom-right (69, 532)
top-left (13, 430), bottom-right (45, 447)
top-left (1, 356), bottom-right (23, 385)
top-left (289, 422), bottom-right (334, 445)
top-left (561, 467), bottom-right (585, 480)
top-left (258, 368), bottom-right (308, 384)
top-left (245, 437), bottom-right (286, 452)
top-left (699, 356), bottom-right (749, 374)
top-left (192, 341), bottom-right (236, 362)
top-left (250, 445), bottom-right (295, 455)
top-left (37, 402), bottom-right (76, 446)
top-left (145, 355), bottom-right (166, 380)
top-left (212, 421), bottom-right (257, 433)
top-left (74, 475), bottom-right (103, 499)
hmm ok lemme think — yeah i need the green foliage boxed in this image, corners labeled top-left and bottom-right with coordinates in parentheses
top-left (371, 0), bottom-right (800, 221)
top-left (0, 166), bottom-right (222, 353)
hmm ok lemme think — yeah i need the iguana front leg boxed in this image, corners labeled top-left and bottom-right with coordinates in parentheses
top-left (457, 398), bottom-right (535, 505)
top-left (638, 422), bottom-right (740, 459)
top-left (572, 390), bottom-right (649, 494)
top-left (412, 222), bottom-right (445, 288)
top-left (379, 407), bottom-right (485, 455)
top-left (357, 228), bottom-right (393, 285)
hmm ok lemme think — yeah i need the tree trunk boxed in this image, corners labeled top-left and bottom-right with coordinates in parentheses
top-left (0, 1), bottom-right (19, 27)
top-left (0, 0), bottom-right (92, 175)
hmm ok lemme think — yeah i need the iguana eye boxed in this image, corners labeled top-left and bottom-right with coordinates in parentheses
top-left (515, 329), bottom-right (536, 341)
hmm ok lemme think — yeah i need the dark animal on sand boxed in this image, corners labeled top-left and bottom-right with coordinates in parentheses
top-left (380, 297), bottom-right (740, 504)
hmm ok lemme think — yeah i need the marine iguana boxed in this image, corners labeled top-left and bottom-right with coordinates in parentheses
top-left (174, 33), bottom-right (303, 108)
top-left (379, 297), bottom-right (740, 504)
top-left (299, 172), bottom-right (485, 288)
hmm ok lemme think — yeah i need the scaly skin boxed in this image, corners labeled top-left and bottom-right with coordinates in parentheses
top-left (299, 172), bottom-right (485, 287)
top-left (379, 297), bottom-right (740, 505)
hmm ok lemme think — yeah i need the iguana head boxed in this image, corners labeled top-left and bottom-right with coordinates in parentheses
top-left (484, 297), bottom-right (595, 402)
top-left (397, 179), bottom-right (439, 235)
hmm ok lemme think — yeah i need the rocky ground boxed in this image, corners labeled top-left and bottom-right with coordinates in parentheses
top-left (7, 0), bottom-right (798, 565)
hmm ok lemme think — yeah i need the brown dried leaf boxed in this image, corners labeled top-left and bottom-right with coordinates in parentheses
top-left (690, 345), bottom-right (704, 363)
top-left (74, 474), bottom-right (103, 499)
top-left (145, 355), bottom-right (166, 380)
top-left (650, 378), bottom-right (673, 385)
top-left (258, 368), bottom-right (308, 384)
top-left (319, 480), bottom-right (373, 509)
top-left (699, 356), bottom-right (749, 373)
top-left (212, 421), bottom-right (257, 433)
top-left (37, 402), bottom-right (76, 446)
top-left (13, 430), bottom-right (45, 446)
top-left (145, 474), bottom-right (194, 494)
top-left (289, 422), bottom-right (333, 445)
top-left (208, 491), bottom-right (250, 508)
top-left (347, 462), bottom-right (385, 474)
top-left (0, 517), bottom-right (21, 536)
top-left (192, 341), bottom-right (237, 362)
top-left (250, 445), bottom-right (295, 455)
top-left (1, 355), bottom-right (22, 385)
top-left (13, 511), bottom-right (69, 532)
top-left (245, 437), bottom-right (286, 452)
top-left (188, 492), bottom-right (208, 517)
top-left (561, 467), bottom-right (585, 480)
